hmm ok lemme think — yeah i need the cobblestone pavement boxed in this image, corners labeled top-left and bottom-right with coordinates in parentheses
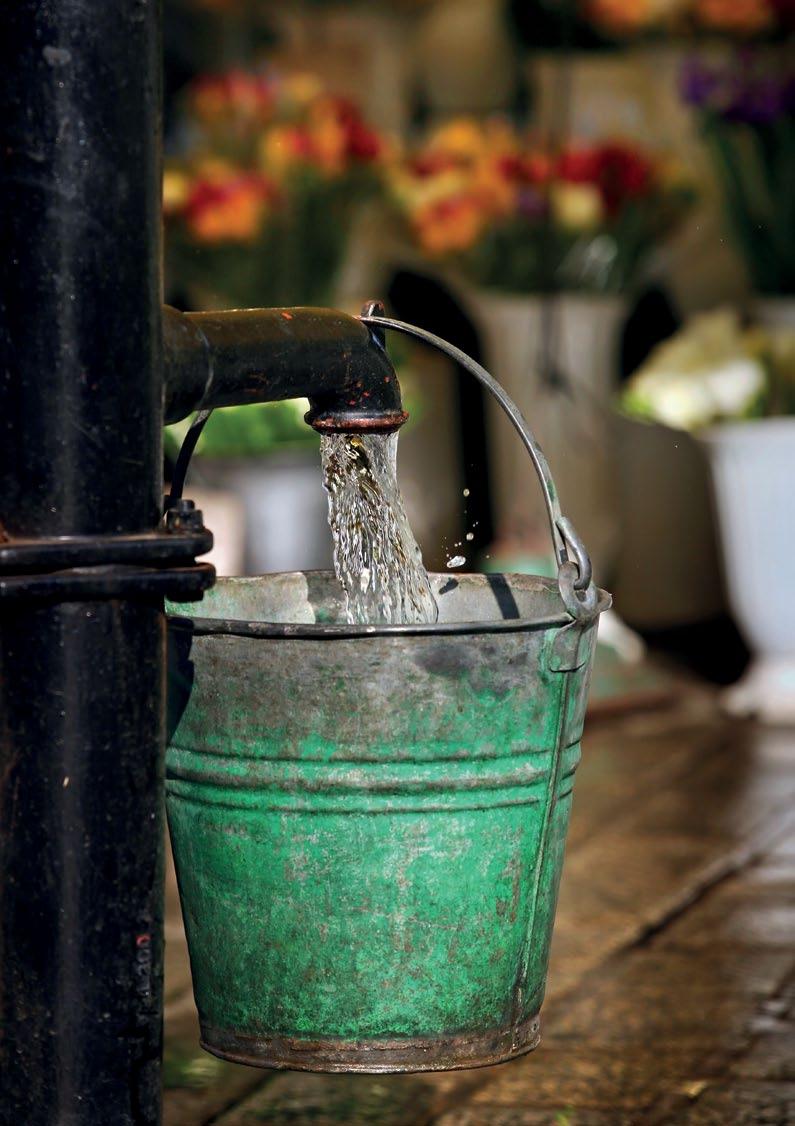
top-left (164, 692), bottom-right (795, 1125)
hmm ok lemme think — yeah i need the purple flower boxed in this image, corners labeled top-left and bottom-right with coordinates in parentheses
top-left (681, 52), bottom-right (795, 125)
top-left (517, 187), bottom-right (548, 221)
top-left (680, 57), bottom-right (721, 108)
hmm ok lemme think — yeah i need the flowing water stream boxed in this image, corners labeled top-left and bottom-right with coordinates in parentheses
top-left (320, 433), bottom-right (439, 625)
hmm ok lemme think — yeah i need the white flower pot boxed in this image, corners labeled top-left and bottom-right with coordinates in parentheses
top-left (468, 290), bottom-right (626, 581)
top-left (192, 450), bottom-right (332, 575)
top-left (701, 418), bottom-right (795, 724)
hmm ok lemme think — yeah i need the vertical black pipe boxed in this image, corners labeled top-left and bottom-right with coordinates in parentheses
top-left (0, 3), bottom-right (164, 1124)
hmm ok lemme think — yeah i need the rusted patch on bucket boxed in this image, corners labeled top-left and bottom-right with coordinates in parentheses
top-left (199, 1013), bottom-right (541, 1074)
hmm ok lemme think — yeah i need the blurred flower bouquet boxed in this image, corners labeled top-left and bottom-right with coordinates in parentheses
top-left (584, 0), bottom-right (792, 39)
top-left (164, 70), bottom-right (386, 308)
top-left (622, 309), bottom-right (795, 428)
top-left (390, 119), bottom-right (693, 295)
top-left (682, 52), bottom-right (795, 295)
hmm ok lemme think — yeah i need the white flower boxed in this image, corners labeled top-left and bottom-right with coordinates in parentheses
top-left (631, 369), bottom-right (716, 429)
top-left (704, 358), bottom-right (765, 417)
top-left (623, 309), bottom-right (767, 431)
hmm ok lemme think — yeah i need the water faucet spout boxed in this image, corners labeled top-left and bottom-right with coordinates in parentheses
top-left (163, 303), bottom-right (407, 433)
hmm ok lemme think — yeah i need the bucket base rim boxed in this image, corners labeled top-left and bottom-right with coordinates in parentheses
top-left (198, 1013), bottom-right (541, 1074)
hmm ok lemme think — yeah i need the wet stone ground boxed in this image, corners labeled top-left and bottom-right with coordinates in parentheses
top-left (163, 687), bottom-right (795, 1125)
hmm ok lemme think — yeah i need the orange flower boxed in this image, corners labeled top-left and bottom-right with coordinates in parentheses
top-left (472, 157), bottom-right (518, 217)
top-left (413, 195), bottom-right (485, 256)
top-left (695, 0), bottom-right (775, 31)
top-left (184, 172), bottom-right (275, 243)
top-left (308, 100), bottom-right (350, 176)
top-left (190, 71), bottom-right (274, 128)
top-left (430, 119), bottom-right (488, 160)
top-left (584, 0), bottom-right (657, 33)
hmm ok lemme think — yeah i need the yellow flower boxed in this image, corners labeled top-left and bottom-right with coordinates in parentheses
top-left (393, 167), bottom-right (471, 211)
top-left (163, 169), bottom-right (190, 215)
top-left (551, 182), bottom-right (605, 231)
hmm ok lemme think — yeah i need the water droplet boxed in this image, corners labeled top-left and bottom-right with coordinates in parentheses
top-left (462, 488), bottom-right (470, 497)
top-left (465, 533), bottom-right (474, 541)
top-left (446, 555), bottom-right (466, 569)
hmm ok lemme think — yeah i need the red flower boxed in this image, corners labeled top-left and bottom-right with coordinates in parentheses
top-left (320, 96), bottom-right (383, 162)
top-left (558, 142), bottom-right (654, 215)
top-left (496, 152), bottom-right (554, 185)
top-left (594, 143), bottom-right (654, 213)
top-left (557, 146), bottom-right (602, 183)
top-left (345, 119), bottom-right (382, 161)
top-left (496, 155), bottom-right (525, 181)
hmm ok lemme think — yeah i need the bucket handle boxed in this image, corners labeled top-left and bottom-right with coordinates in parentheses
top-left (167, 315), bottom-right (597, 622)
top-left (360, 315), bottom-right (596, 621)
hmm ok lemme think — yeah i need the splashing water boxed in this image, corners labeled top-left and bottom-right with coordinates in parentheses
top-left (320, 433), bottom-right (439, 625)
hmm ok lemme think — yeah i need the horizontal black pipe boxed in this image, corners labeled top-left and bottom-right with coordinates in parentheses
top-left (163, 305), bottom-right (407, 432)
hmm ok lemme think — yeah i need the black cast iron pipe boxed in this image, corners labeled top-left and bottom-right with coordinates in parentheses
top-left (2, 7), bottom-right (406, 1125)
top-left (1, 2), bottom-right (165, 1123)
top-left (163, 304), bottom-right (407, 432)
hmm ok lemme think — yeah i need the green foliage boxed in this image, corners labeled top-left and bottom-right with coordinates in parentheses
top-left (165, 400), bottom-right (318, 461)
top-left (702, 114), bottom-right (795, 296)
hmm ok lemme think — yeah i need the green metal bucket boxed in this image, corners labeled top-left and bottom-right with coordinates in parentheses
top-left (166, 568), bottom-right (609, 1073)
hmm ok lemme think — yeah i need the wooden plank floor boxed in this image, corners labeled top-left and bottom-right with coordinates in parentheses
top-left (163, 689), bottom-right (795, 1125)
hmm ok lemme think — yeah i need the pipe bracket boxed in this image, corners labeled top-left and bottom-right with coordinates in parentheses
top-left (0, 522), bottom-right (215, 601)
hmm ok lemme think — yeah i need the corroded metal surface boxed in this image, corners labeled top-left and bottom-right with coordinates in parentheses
top-left (163, 305), bottom-right (405, 431)
top-left (163, 715), bottom-right (795, 1123)
top-left (200, 1012), bottom-right (541, 1073)
top-left (166, 571), bottom-right (606, 1073)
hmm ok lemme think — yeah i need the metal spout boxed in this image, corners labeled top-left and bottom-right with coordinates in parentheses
top-left (163, 303), bottom-right (407, 433)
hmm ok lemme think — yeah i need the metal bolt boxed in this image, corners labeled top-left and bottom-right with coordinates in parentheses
top-left (164, 498), bottom-right (205, 533)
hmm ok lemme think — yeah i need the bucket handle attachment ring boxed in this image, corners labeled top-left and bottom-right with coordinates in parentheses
top-left (360, 315), bottom-right (596, 620)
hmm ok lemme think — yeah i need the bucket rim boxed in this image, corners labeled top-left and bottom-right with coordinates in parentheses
top-left (167, 571), bottom-right (610, 640)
